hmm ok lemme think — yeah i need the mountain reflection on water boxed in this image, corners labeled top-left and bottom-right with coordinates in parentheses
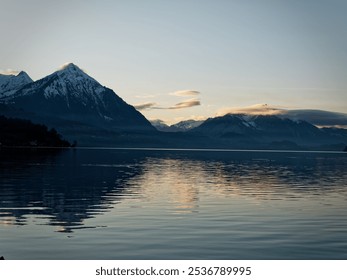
top-left (1, 148), bottom-right (346, 233)
top-left (0, 149), bottom-right (145, 232)
top-left (1, 148), bottom-right (347, 259)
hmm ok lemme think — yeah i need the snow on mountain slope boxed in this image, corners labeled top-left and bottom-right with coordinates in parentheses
top-left (6, 63), bottom-right (103, 101)
top-left (2, 63), bottom-right (155, 131)
top-left (171, 119), bottom-right (204, 131)
top-left (0, 71), bottom-right (33, 98)
top-left (191, 113), bottom-right (335, 145)
top-left (151, 119), bottom-right (204, 132)
top-left (150, 119), bottom-right (171, 131)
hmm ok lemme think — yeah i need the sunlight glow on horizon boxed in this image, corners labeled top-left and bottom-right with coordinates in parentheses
top-left (1, 0), bottom-right (347, 123)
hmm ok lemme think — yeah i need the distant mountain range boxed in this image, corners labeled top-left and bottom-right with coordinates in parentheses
top-left (189, 114), bottom-right (347, 149)
top-left (1, 63), bottom-right (346, 150)
top-left (151, 114), bottom-right (347, 149)
top-left (151, 119), bottom-right (204, 132)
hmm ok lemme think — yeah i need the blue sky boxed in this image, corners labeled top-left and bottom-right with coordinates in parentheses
top-left (1, 0), bottom-right (347, 124)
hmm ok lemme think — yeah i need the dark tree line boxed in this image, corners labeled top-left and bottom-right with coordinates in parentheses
top-left (0, 115), bottom-right (71, 147)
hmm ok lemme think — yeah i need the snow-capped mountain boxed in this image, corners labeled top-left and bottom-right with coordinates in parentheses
top-left (192, 114), bottom-right (260, 136)
top-left (170, 119), bottom-right (204, 132)
top-left (0, 71), bottom-right (33, 98)
top-left (151, 119), bottom-right (204, 132)
top-left (1, 63), bottom-right (154, 132)
top-left (150, 119), bottom-right (171, 131)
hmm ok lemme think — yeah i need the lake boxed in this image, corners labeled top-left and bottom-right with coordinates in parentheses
top-left (0, 148), bottom-right (346, 259)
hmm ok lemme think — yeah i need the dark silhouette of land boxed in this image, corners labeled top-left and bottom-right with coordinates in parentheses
top-left (0, 115), bottom-right (70, 147)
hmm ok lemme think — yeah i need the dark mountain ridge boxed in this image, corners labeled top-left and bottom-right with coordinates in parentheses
top-left (190, 114), bottom-right (347, 149)
top-left (1, 64), bottom-right (346, 150)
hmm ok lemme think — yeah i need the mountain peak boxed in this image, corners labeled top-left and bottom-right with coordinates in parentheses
top-left (17, 71), bottom-right (33, 83)
top-left (55, 62), bottom-right (99, 83)
top-left (0, 70), bottom-right (33, 97)
top-left (61, 62), bottom-right (79, 69)
top-left (58, 63), bottom-right (85, 74)
top-left (17, 70), bottom-right (27, 76)
top-left (1, 63), bottom-right (155, 137)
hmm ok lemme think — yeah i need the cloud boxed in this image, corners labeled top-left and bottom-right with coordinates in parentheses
top-left (170, 90), bottom-right (201, 96)
top-left (135, 98), bottom-right (201, 111)
top-left (216, 104), bottom-right (347, 127)
top-left (134, 90), bottom-right (201, 111)
top-left (217, 104), bottom-right (284, 116)
top-left (0, 69), bottom-right (20, 75)
top-left (58, 62), bottom-right (87, 73)
top-left (282, 110), bottom-right (347, 126)
top-left (134, 102), bottom-right (158, 110)
top-left (169, 98), bottom-right (201, 109)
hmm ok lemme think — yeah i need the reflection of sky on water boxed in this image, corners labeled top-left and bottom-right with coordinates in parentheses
top-left (1, 149), bottom-right (346, 233)
top-left (125, 154), bottom-right (347, 223)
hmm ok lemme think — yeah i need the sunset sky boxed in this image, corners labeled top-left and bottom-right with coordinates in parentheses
top-left (1, 0), bottom-right (347, 125)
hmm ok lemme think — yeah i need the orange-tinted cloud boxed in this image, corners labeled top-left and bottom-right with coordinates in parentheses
top-left (169, 98), bottom-right (201, 109)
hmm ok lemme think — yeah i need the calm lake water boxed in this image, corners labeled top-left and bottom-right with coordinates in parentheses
top-left (0, 148), bottom-right (346, 260)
